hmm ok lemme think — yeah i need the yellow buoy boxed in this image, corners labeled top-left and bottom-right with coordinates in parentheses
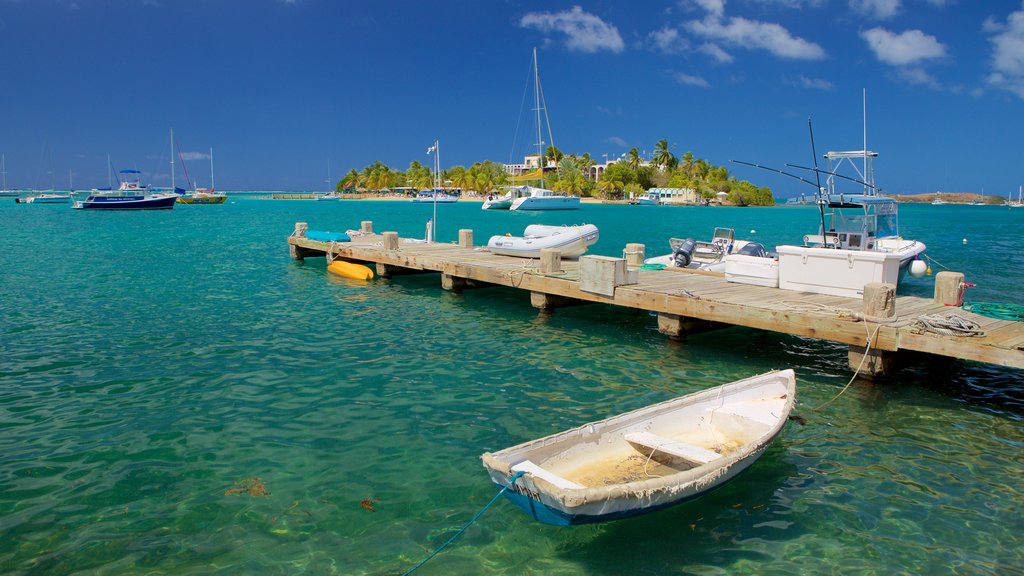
top-left (328, 260), bottom-right (373, 281)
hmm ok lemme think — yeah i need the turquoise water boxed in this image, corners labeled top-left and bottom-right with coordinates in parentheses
top-left (1, 198), bottom-right (1021, 575)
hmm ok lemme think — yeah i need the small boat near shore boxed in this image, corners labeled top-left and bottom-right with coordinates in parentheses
top-left (509, 186), bottom-right (579, 211)
top-left (482, 369), bottom-right (796, 525)
top-left (487, 224), bottom-right (598, 258)
top-left (411, 189), bottom-right (458, 203)
top-left (18, 192), bottom-right (72, 204)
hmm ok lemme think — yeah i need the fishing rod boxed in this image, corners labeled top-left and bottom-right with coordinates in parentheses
top-left (784, 163), bottom-right (881, 193)
top-left (729, 160), bottom-right (820, 190)
top-left (808, 118), bottom-right (828, 244)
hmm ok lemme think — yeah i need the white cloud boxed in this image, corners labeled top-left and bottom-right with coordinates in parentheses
top-left (686, 15), bottom-right (826, 60)
top-left (649, 27), bottom-right (689, 54)
top-left (674, 71), bottom-right (711, 87)
top-left (898, 67), bottom-right (940, 88)
top-left (606, 136), bottom-right (629, 147)
top-left (698, 42), bottom-right (734, 63)
top-left (520, 6), bottom-right (624, 54)
top-left (985, 6), bottom-right (1024, 99)
top-left (180, 152), bottom-right (211, 161)
top-left (691, 0), bottom-right (725, 18)
top-left (796, 75), bottom-right (834, 90)
top-left (860, 27), bottom-right (946, 65)
top-left (850, 0), bottom-right (901, 19)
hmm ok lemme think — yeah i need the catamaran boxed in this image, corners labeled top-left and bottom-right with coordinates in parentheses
top-left (500, 48), bottom-right (579, 211)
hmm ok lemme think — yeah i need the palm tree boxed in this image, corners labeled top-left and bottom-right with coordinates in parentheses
top-left (653, 139), bottom-right (676, 170)
top-left (681, 152), bottom-right (695, 177)
top-left (340, 168), bottom-right (360, 191)
top-left (626, 148), bottom-right (642, 173)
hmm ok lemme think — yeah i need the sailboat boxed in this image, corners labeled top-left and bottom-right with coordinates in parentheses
top-left (0, 154), bottom-right (18, 197)
top-left (1009, 186), bottom-right (1023, 209)
top-left (178, 147), bottom-right (226, 204)
top-left (317, 158), bottom-right (342, 201)
top-left (501, 48), bottom-right (579, 212)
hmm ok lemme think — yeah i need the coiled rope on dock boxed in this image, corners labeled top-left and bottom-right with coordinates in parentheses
top-left (401, 471), bottom-right (525, 576)
top-left (912, 313), bottom-right (985, 337)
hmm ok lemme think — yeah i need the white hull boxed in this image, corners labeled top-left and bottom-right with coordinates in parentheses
top-left (481, 194), bottom-right (513, 210)
top-left (23, 193), bottom-right (71, 204)
top-left (487, 224), bottom-right (599, 259)
top-left (777, 238), bottom-right (926, 298)
top-left (510, 195), bottom-right (580, 210)
top-left (482, 369), bottom-right (796, 525)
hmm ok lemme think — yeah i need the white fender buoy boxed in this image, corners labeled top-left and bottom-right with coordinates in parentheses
top-left (909, 259), bottom-right (927, 278)
top-left (962, 238), bottom-right (968, 244)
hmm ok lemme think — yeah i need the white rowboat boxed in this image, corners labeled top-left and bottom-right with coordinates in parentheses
top-left (481, 369), bottom-right (796, 525)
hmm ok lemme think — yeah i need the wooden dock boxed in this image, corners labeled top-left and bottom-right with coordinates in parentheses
top-left (287, 222), bottom-right (1024, 375)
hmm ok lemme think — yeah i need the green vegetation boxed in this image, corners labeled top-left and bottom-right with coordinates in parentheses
top-left (337, 139), bottom-right (774, 206)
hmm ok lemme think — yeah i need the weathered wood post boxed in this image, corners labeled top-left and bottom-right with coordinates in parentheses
top-left (289, 222), bottom-right (309, 260)
top-left (848, 282), bottom-right (897, 377)
top-left (441, 274), bottom-right (467, 293)
top-left (934, 271), bottom-right (966, 306)
top-left (624, 243), bottom-right (645, 268)
top-left (360, 220), bottom-right (373, 234)
top-left (539, 248), bottom-right (562, 274)
top-left (458, 229), bottom-right (474, 248)
top-left (382, 231), bottom-right (400, 251)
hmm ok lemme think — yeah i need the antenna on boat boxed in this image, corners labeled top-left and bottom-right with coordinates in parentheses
top-left (808, 118), bottom-right (828, 242)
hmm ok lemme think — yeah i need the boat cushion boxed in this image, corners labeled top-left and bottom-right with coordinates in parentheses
top-left (624, 431), bottom-right (722, 465)
top-left (511, 460), bottom-right (585, 490)
top-left (305, 230), bottom-right (351, 243)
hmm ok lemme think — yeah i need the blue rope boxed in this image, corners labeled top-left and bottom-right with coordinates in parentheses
top-left (401, 471), bottom-right (526, 576)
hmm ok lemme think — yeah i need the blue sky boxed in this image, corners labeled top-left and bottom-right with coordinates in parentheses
top-left (2, 0), bottom-right (1023, 197)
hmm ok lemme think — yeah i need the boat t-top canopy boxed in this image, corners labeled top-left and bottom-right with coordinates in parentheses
top-left (120, 169), bottom-right (142, 174)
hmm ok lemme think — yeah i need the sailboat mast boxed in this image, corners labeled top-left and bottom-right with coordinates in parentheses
top-left (170, 128), bottom-right (175, 193)
top-left (210, 148), bottom-right (215, 191)
top-left (1, 154), bottom-right (6, 192)
top-left (533, 47), bottom-right (544, 188)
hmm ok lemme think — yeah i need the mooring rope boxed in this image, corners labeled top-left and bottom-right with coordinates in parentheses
top-left (401, 471), bottom-right (526, 576)
top-left (814, 322), bottom-right (883, 410)
top-left (963, 302), bottom-right (1024, 322)
top-left (913, 313), bottom-right (985, 337)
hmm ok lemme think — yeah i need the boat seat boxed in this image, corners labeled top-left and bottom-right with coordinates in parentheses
top-left (624, 431), bottom-right (722, 465)
top-left (707, 403), bottom-right (778, 427)
top-left (512, 460), bottom-right (585, 490)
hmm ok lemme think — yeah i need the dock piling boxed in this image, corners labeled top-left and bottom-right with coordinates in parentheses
top-left (361, 221), bottom-right (373, 234)
top-left (459, 229), bottom-right (474, 248)
top-left (382, 232), bottom-right (400, 251)
top-left (848, 282), bottom-right (897, 377)
top-left (934, 271), bottom-right (966, 306)
top-left (624, 243), bottom-right (645, 267)
top-left (290, 222), bottom-right (310, 260)
top-left (539, 249), bottom-right (562, 274)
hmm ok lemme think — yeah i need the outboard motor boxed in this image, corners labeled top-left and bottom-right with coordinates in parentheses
top-left (672, 238), bottom-right (697, 267)
top-left (736, 242), bottom-right (768, 258)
